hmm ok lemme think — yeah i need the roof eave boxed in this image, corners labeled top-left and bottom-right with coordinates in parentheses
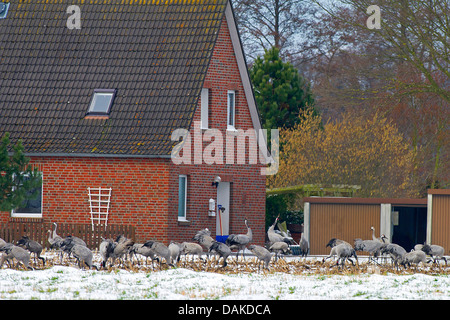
top-left (304, 197), bottom-right (428, 206)
top-left (22, 152), bottom-right (172, 159)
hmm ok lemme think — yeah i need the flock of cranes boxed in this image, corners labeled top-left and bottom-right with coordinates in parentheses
top-left (323, 226), bottom-right (447, 270)
top-left (0, 220), bottom-right (447, 273)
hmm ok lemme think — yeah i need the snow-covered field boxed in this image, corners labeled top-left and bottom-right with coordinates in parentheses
top-left (1, 251), bottom-right (450, 300)
top-left (1, 265), bottom-right (450, 300)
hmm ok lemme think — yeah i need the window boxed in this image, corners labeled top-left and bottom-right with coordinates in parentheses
top-left (227, 90), bottom-right (235, 130)
top-left (86, 89), bottom-right (117, 117)
top-left (178, 175), bottom-right (187, 221)
top-left (11, 173), bottom-right (43, 218)
top-left (0, 2), bottom-right (10, 19)
top-left (201, 88), bottom-right (209, 129)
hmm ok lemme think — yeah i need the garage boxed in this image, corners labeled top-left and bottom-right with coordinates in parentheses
top-left (427, 189), bottom-right (450, 254)
top-left (304, 197), bottom-right (428, 255)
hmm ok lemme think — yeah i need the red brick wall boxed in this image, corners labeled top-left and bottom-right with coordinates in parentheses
top-left (0, 157), bottom-right (170, 244)
top-left (168, 16), bottom-right (266, 245)
top-left (0, 16), bottom-right (266, 246)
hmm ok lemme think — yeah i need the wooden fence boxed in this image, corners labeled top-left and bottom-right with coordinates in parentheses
top-left (0, 221), bottom-right (135, 250)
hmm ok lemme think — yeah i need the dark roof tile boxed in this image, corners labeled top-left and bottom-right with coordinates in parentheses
top-left (0, 0), bottom-right (227, 156)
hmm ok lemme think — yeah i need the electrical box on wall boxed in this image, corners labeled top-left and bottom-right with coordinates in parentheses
top-left (209, 198), bottom-right (216, 216)
top-left (392, 211), bottom-right (399, 226)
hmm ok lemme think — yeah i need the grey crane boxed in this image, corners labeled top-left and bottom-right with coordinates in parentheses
top-left (248, 244), bottom-right (274, 270)
top-left (17, 235), bottom-right (45, 266)
top-left (421, 244), bottom-right (447, 266)
top-left (323, 243), bottom-right (358, 268)
top-left (48, 223), bottom-right (63, 248)
top-left (52, 223), bottom-right (87, 248)
top-left (0, 237), bottom-right (7, 266)
top-left (299, 232), bottom-right (309, 258)
top-left (99, 238), bottom-right (115, 268)
top-left (370, 226), bottom-right (385, 242)
top-left (114, 235), bottom-right (135, 263)
top-left (0, 237), bottom-right (6, 249)
top-left (99, 235), bottom-right (134, 268)
top-left (129, 243), bottom-right (157, 267)
top-left (180, 242), bottom-right (204, 263)
top-left (60, 235), bottom-right (87, 263)
top-left (72, 245), bottom-right (97, 270)
top-left (208, 240), bottom-right (231, 268)
top-left (381, 243), bottom-right (406, 270)
top-left (143, 240), bottom-right (174, 268)
top-left (326, 238), bottom-right (352, 248)
top-left (62, 235), bottom-right (87, 252)
top-left (375, 234), bottom-right (390, 263)
top-left (192, 228), bottom-right (214, 259)
top-left (380, 234), bottom-right (390, 244)
top-left (47, 229), bottom-right (63, 249)
top-left (47, 223), bottom-right (64, 262)
top-left (47, 229), bottom-right (65, 263)
top-left (61, 237), bottom-right (97, 270)
top-left (269, 241), bottom-right (290, 261)
top-left (70, 235), bottom-right (87, 247)
top-left (0, 240), bottom-right (11, 267)
top-left (225, 218), bottom-right (252, 261)
top-left (353, 238), bottom-right (385, 264)
top-left (401, 250), bottom-right (429, 269)
top-left (267, 215), bottom-right (294, 245)
top-left (168, 242), bottom-right (182, 265)
top-left (0, 243), bottom-right (33, 270)
top-left (370, 227), bottom-right (390, 261)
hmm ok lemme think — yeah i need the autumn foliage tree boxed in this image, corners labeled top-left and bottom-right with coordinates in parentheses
top-left (233, 0), bottom-right (448, 195)
top-left (304, 0), bottom-right (449, 193)
top-left (268, 109), bottom-right (419, 198)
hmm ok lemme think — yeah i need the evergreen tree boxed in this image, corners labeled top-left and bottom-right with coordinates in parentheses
top-left (0, 133), bottom-right (42, 212)
top-left (250, 46), bottom-right (315, 131)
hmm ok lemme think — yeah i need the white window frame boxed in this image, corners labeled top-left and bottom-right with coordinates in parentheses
top-left (227, 90), bottom-right (236, 130)
top-left (178, 175), bottom-right (188, 221)
top-left (201, 88), bottom-right (209, 130)
top-left (11, 172), bottom-right (43, 218)
top-left (86, 89), bottom-right (117, 116)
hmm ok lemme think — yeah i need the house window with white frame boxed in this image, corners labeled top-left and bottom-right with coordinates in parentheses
top-left (201, 88), bottom-right (209, 130)
top-left (178, 175), bottom-right (187, 221)
top-left (11, 173), bottom-right (43, 218)
top-left (227, 90), bottom-right (236, 130)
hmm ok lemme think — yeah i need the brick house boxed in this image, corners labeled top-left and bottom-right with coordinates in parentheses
top-left (0, 0), bottom-right (267, 245)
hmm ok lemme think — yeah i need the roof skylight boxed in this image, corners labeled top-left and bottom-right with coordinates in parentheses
top-left (86, 89), bottom-right (117, 117)
top-left (0, 2), bottom-right (10, 19)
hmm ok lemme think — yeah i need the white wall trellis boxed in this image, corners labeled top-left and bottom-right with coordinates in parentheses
top-left (88, 187), bottom-right (112, 230)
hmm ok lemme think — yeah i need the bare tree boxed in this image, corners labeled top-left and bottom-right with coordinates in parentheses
top-left (313, 0), bottom-right (449, 103)
top-left (300, 0), bottom-right (449, 191)
top-left (232, 0), bottom-right (316, 62)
